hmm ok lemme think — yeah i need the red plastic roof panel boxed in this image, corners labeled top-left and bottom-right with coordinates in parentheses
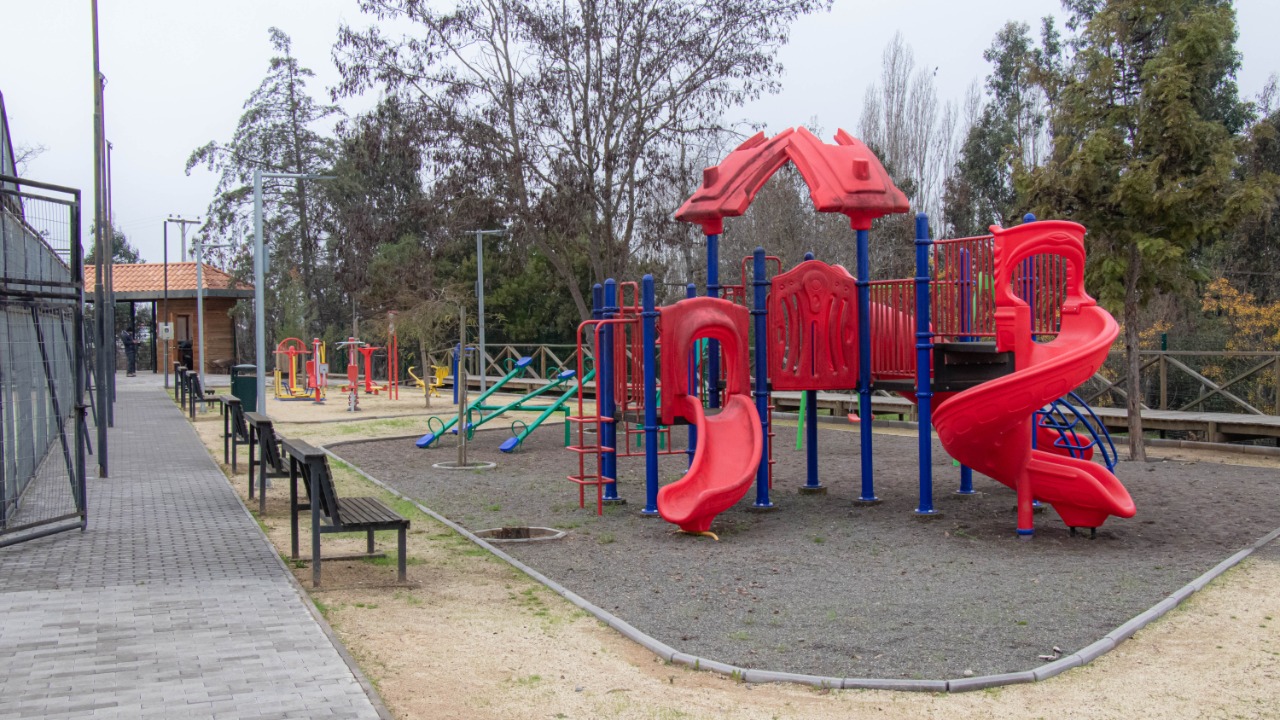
top-left (674, 130), bottom-right (796, 235)
top-left (674, 127), bottom-right (910, 235)
top-left (787, 128), bottom-right (909, 229)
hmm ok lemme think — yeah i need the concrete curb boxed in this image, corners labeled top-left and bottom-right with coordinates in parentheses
top-left (324, 439), bottom-right (1280, 694)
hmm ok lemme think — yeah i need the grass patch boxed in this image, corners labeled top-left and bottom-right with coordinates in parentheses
top-left (362, 553), bottom-right (425, 568)
top-left (313, 599), bottom-right (333, 618)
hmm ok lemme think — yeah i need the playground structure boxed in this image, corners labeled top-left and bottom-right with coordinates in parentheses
top-left (565, 127), bottom-right (1134, 539)
top-left (273, 337), bottom-right (327, 402)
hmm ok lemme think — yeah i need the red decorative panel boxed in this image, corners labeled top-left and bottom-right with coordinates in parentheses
top-left (767, 260), bottom-right (859, 391)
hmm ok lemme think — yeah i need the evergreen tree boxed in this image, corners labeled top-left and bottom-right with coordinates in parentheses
top-left (1209, 77), bottom-right (1280, 302)
top-left (86, 222), bottom-right (142, 264)
top-left (943, 19), bottom-right (1061, 236)
top-left (1022, 0), bottom-right (1246, 460)
top-left (186, 27), bottom-right (342, 337)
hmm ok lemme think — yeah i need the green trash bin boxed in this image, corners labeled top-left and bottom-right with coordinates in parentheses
top-left (231, 364), bottom-right (258, 413)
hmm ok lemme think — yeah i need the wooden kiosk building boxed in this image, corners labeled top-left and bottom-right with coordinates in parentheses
top-left (84, 263), bottom-right (253, 375)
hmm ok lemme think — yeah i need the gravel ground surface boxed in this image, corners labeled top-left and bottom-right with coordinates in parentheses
top-left (333, 422), bottom-right (1280, 680)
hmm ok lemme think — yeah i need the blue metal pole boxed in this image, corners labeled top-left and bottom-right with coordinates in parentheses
top-left (1021, 213), bottom-right (1043, 513)
top-left (685, 283), bottom-right (698, 468)
top-left (855, 228), bottom-right (877, 503)
top-left (602, 279), bottom-right (621, 503)
top-left (799, 252), bottom-right (823, 493)
top-left (452, 344), bottom-right (459, 405)
top-left (591, 282), bottom-right (603, 380)
top-left (751, 248), bottom-right (774, 509)
top-left (706, 233), bottom-right (721, 410)
top-left (914, 213), bottom-right (938, 516)
top-left (641, 275), bottom-right (659, 515)
top-left (957, 248), bottom-right (976, 495)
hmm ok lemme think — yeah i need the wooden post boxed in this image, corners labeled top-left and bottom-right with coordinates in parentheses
top-left (1274, 355), bottom-right (1280, 416)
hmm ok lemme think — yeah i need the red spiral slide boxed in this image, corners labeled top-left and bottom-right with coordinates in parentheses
top-left (931, 221), bottom-right (1135, 532)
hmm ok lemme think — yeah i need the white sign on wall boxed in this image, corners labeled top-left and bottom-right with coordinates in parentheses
top-left (158, 322), bottom-right (174, 340)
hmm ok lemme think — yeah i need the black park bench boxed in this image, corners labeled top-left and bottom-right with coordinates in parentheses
top-left (220, 395), bottom-right (248, 471)
top-left (245, 412), bottom-right (286, 514)
top-left (186, 372), bottom-right (221, 420)
top-left (175, 365), bottom-right (188, 406)
top-left (281, 437), bottom-right (409, 587)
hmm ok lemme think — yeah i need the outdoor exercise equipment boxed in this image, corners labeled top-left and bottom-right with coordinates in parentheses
top-left (334, 338), bottom-right (366, 412)
top-left (562, 126), bottom-right (1134, 539)
top-left (408, 364), bottom-right (450, 400)
top-left (273, 337), bottom-right (326, 402)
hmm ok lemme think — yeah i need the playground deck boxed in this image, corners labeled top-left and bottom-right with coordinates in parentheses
top-left (453, 374), bottom-right (1280, 443)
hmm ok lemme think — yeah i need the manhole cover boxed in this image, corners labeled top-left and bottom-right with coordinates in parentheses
top-left (474, 526), bottom-right (567, 543)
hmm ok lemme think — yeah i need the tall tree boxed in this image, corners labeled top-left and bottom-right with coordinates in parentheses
top-left (186, 27), bottom-right (342, 336)
top-left (333, 0), bottom-right (830, 319)
top-left (1209, 77), bottom-right (1280, 302)
top-left (858, 33), bottom-right (962, 226)
top-left (1021, 0), bottom-right (1247, 460)
top-left (943, 19), bottom-right (1062, 236)
top-left (86, 222), bottom-right (142, 264)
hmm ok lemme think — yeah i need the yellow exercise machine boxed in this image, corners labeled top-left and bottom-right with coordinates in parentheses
top-left (273, 337), bottom-right (327, 402)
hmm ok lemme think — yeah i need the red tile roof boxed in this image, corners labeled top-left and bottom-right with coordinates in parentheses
top-left (84, 262), bottom-right (253, 295)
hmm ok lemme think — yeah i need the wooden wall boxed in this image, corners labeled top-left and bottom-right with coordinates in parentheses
top-left (155, 297), bottom-right (239, 374)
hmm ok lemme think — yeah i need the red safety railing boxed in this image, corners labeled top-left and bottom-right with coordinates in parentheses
top-left (931, 235), bottom-right (1066, 342)
top-left (867, 280), bottom-right (916, 379)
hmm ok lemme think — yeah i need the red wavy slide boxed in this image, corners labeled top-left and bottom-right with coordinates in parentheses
top-left (654, 297), bottom-right (763, 535)
top-left (657, 394), bottom-right (763, 534)
top-left (931, 222), bottom-right (1135, 532)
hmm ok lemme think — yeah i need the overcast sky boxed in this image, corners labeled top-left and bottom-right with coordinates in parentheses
top-left (3, 0), bottom-right (1278, 265)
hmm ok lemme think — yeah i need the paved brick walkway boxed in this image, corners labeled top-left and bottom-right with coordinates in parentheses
top-left (0, 378), bottom-right (382, 719)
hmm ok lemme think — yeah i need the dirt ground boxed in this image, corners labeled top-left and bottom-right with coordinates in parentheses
top-left (184, 396), bottom-right (1280, 719)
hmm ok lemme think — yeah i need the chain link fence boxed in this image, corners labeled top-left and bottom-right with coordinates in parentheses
top-left (0, 174), bottom-right (87, 547)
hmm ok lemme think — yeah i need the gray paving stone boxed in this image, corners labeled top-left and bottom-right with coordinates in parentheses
top-left (0, 379), bottom-right (381, 718)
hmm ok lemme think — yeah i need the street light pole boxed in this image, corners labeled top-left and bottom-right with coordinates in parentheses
top-left (467, 228), bottom-right (507, 393)
top-left (165, 215), bottom-right (200, 387)
top-left (253, 169), bottom-right (264, 413)
top-left (91, 0), bottom-right (107, 477)
top-left (253, 170), bottom-right (334, 414)
top-left (162, 220), bottom-right (168, 388)
top-left (191, 237), bottom-right (231, 393)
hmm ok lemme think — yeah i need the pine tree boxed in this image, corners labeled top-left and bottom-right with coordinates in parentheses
top-left (1022, 0), bottom-right (1246, 460)
top-left (186, 27), bottom-right (342, 337)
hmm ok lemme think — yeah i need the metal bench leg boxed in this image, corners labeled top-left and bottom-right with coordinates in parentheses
top-left (248, 432), bottom-right (257, 499)
top-left (312, 491), bottom-right (322, 588)
top-left (290, 461), bottom-right (299, 559)
top-left (397, 528), bottom-right (407, 582)
top-left (258, 452), bottom-right (267, 514)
